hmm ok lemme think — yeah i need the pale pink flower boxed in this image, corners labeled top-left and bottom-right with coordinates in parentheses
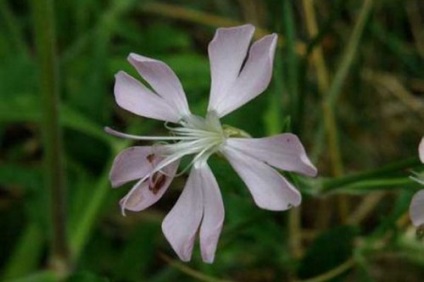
top-left (107, 24), bottom-right (317, 263)
top-left (409, 137), bottom-right (424, 227)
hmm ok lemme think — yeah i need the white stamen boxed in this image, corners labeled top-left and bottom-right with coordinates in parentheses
top-left (105, 127), bottom-right (198, 141)
top-left (112, 112), bottom-right (247, 214)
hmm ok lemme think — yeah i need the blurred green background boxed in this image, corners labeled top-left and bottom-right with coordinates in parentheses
top-left (2, 0), bottom-right (424, 281)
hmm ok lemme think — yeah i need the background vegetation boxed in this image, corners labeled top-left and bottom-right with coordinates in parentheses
top-left (1, 0), bottom-right (424, 281)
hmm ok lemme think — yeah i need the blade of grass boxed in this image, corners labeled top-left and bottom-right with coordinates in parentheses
top-left (327, 0), bottom-right (374, 106)
top-left (69, 121), bottom-right (152, 260)
top-left (305, 0), bottom-right (350, 222)
top-left (314, 0), bottom-right (373, 176)
top-left (31, 0), bottom-right (70, 275)
top-left (0, 0), bottom-right (29, 55)
top-left (2, 223), bottom-right (45, 280)
top-left (282, 0), bottom-right (301, 133)
top-left (69, 140), bottom-right (127, 259)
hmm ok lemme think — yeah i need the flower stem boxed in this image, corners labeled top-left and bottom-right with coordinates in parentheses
top-left (31, 0), bottom-right (70, 274)
top-left (320, 157), bottom-right (420, 193)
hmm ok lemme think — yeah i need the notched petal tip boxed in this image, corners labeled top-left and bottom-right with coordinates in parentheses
top-left (114, 70), bottom-right (126, 79)
top-left (210, 28), bottom-right (278, 117)
top-left (126, 52), bottom-right (191, 118)
top-left (127, 52), bottom-right (146, 62)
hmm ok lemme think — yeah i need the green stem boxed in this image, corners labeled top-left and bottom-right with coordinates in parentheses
top-left (334, 178), bottom-right (414, 192)
top-left (282, 0), bottom-right (300, 133)
top-left (327, 0), bottom-right (374, 106)
top-left (31, 0), bottom-right (70, 274)
top-left (321, 157), bottom-right (420, 193)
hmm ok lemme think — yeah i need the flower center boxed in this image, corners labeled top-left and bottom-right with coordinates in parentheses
top-left (106, 111), bottom-right (251, 214)
top-left (162, 111), bottom-right (227, 167)
top-left (105, 111), bottom-right (250, 171)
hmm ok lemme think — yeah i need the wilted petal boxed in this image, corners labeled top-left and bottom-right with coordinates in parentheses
top-left (226, 134), bottom-right (317, 176)
top-left (114, 71), bottom-right (180, 122)
top-left (210, 33), bottom-right (278, 117)
top-left (128, 53), bottom-right (190, 118)
top-left (419, 137), bottom-right (424, 163)
top-left (120, 160), bottom-right (179, 212)
top-left (198, 164), bottom-right (224, 263)
top-left (410, 190), bottom-right (424, 227)
top-left (207, 24), bottom-right (255, 113)
top-left (222, 146), bottom-right (301, 211)
top-left (162, 167), bottom-right (203, 261)
top-left (110, 146), bottom-right (154, 188)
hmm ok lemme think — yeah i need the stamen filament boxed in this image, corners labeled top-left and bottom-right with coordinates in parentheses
top-left (105, 127), bottom-right (198, 141)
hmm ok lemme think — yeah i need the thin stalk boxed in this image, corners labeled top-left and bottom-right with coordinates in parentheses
top-left (321, 0), bottom-right (373, 219)
top-left (282, 0), bottom-right (300, 132)
top-left (299, 258), bottom-right (355, 282)
top-left (321, 157), bottom-right (420, 193)
top-left (302, 0), bottom-right (343, 225)
top-left (282, 2), bottom-right (303, 269)
top-left (159, 253), bottom-right (233, 282)
top-left (31, 0), bottom-right (70, 274)
top-left (327, 0), bottom-right (374, 106)
top-left (331, 178), bottom-right (413, 192)
top-left (0, 0), bottom-right (29, 54)
top-left (313, 0), bottom-right (374, 175)
top-left (347, 192), bottom-right (385, 225)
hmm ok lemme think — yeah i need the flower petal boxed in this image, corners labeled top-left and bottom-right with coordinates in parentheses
top-left (162, 167), bottom-right (203, 261)
top-left (120, 160), bottom-right (179, 212)
top-left (109, 146), bottom-right (153, 188)
top-left (226, 134), bottom-right (317, 177)
top-left (222, 146), bottom-right (301, 211)
top-left (114, 71), bottom-right (180, 122)
top-left (207, 24), bottom-right (255, 113)
top-left (209, 33), bottom-right (278, 117)
top-left (410, 190), bottom-right (424, 227)
top-left (419, 137), bottom-right (424, 163)
top-left (128, 53), bottom-right (190, 118)
top-left (198, 163), bottom-right (224, 263)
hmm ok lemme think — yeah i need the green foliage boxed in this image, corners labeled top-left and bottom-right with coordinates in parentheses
top-left (298, 226), bottom-right (358, 279)
top-left (1, 0), bottom-right (424, 281)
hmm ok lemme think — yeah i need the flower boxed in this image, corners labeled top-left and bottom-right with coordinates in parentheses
top-left (409, 137), bottom-right (424, 227)
top-left (107, 24), bottom-right (317, 263)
